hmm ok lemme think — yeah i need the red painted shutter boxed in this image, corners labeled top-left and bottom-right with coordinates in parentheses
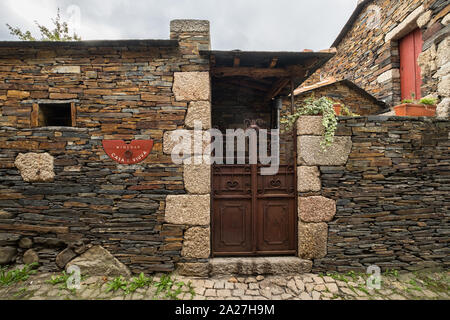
top-left (399, 28), bottom-right (423, 101)
top-left (413, 28), bottom-right (423, 99)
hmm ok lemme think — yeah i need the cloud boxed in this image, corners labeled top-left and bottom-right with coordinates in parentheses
top-left (0, 0), bottom-right (357, 50)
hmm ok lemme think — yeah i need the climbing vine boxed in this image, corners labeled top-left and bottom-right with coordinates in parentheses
top-left (281, 96), bottom-right (339, 148)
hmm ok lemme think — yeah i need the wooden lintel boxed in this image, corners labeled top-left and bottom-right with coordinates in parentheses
top-left (31, 103), bottom-right (39, 128)
top-left (212, 67), bottom-right (291, 79)
top-left (227, 79), bottom-right (269, 92)
top-left (265, 78), bottom-right (290, 101)
top-left (269, 57), bottom-right (278, 68)
top-left (71, 102), bottom-right (77, 127)
top-left (233, 56), bottom-right (241, 67)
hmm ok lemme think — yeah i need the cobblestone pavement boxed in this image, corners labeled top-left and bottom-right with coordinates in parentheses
top-left (0, 269), bottom-right (449, 300)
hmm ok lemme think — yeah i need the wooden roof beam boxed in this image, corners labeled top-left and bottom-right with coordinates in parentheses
top-left (233, 56), bottom-right (241, 67)
top-left (210, 54), bottom-right (216, 67)
top-left (212, 67), bottom-right (291, 79)
top-left (269, 57), bottom-right (278, 68)
top-left (265, 78), bottom-right (290, 101)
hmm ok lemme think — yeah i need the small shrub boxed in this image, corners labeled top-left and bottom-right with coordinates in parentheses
top-left (281, 96), bottom-right (339, 149)
top-left (106, 276), bottom-right (128, 293)
top-left (0, 263), bottom-right (38, 287)
top-left (125, 273), bottom-right (153, 295)
top-left (419, 97), bottom-right (438, 105)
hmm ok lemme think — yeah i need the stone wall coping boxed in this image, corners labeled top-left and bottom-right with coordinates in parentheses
top-left (170, 20), bottom-right (210, 33)
top-left (335, 116), bottom-right (450, 123)
top-left (21, 99), bottom-right (80, 105)
top-left (0, 126), bottom-right (98, 133)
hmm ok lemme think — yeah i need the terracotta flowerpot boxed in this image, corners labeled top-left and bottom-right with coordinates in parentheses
top-left (333, 104), bottom-right (342, 115)
top-left (394, 103), bottom-right (436, 117)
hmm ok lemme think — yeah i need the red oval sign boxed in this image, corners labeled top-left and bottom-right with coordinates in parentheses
top-left (102, 140), bottom-right (154, 165)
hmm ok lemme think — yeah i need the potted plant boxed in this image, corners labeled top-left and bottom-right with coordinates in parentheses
top-left (281, 96), bottom-right (358, 149)
top-left (394, 96), bottom-right (438, 117)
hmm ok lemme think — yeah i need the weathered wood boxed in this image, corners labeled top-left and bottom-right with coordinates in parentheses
top-left (265, 78), bottom-right (290, 101)
top-left (227, 79), bottom-right (269, 92)
top-left (210, 54), bottom-right (216, 67)
top-left (212, 67), bottom-right (292, 78)
top-left (233, 56), bottom-right (240, 67)
top-left (71, 102), bottom-right (77, 127)
top-left (269, 57), bottom-right (278, 68)
top-left (31, 103), bottom-right (39, 127)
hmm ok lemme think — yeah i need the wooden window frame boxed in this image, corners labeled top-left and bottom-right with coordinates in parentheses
top-left (31, 102), bottom-right (76, 128)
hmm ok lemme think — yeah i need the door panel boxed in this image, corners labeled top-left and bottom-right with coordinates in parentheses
top-left (212, 164), bottom-right (296, 256)
top-left (257, 199), bottom-right (295, 252)
top-left (213, 200), bottom-right (253, 253)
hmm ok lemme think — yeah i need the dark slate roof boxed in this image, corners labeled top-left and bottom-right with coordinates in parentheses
top-left (0, 39), bottom-right (178, 48)
top-left (331, 0), bottom-right (374, 48)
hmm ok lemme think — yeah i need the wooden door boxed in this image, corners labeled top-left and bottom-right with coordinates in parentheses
top-left (212, 164), bottom-right (296, 256)
top-left (399, 28), bottom-right (423, 101)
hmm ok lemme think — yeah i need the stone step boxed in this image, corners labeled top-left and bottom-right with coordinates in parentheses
top-left (208, 257), bottom-right (312, 276)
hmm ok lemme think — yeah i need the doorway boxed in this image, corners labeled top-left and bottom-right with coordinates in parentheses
top-left (210, 74), bottom-right (297, 257)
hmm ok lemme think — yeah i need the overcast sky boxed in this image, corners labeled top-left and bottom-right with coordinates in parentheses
top-left (0, 0), bottom-right (357, 51)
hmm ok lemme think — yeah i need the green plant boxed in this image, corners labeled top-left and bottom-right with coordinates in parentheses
top-left (281, 96), bottom-right (338, 148)
top-left (125, 273), bottom-right (153, 295)
top-left (0, 263), bottom-right (38, 287)
top-left (102, 273), bottom-right (195, 300)
top-left (6, 8), bottom-right (81, 41)
top-left (13, 287), bottom-right (29, 298)
top-left (340, 105), bottom-right (359, 117)
top-left (419, 97), bottom-right (438, 105)
top-left (401, 97), bottom-right (438, 105)
top-left (154, 274), bottom-right (175, 296)
top-left (357, 284), bottom-right (370, 295)
top-left (106, 276), bottom-right (128, 293)
top-left (47, 270), bottom-right (85, 294)
top-left (152, 275), bottom-right (195, 300)
top-left (327, 272), bottom-right (349, 283)
top-left (384, 269), bottom-right (399, 278)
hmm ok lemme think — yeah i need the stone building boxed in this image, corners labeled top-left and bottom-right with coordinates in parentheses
top-left (294, 78), bottom-right (389, 115)
top-left (0, 19), bottom-right (449, 276)
top-left (301, 0), bottom-right (450, 117)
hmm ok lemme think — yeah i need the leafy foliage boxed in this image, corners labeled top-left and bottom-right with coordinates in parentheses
top-left (0, 263), bottom-right (38, 287)
top-left (339, 104), bottom-right (359, 117)
top-left (106, 276), bottom-right (128, 293)
top-left (281, 96), bottom-right (340, 148)
top-left (47, 270), bottom-right (86, 294)
top-left (6, 8), bottom-right (81, 41)
top-left (104, 273), bottom-right (195, 300)
top-left (401, 97), bottom-right (438, 106)
top-left (418, 97), bottom-right (438, 106)
top-left (124, 272), bottom-right (153, 295)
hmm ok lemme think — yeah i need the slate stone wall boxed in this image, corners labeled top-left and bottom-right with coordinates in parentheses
top-left (314, 116), bottom-right (450, 272)
top-left (0, 20), bottom-right (211, 274)
top-left (0, 126), bottom-right (187, 273)
top-left (302, 0), bottom-right (450, 111)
